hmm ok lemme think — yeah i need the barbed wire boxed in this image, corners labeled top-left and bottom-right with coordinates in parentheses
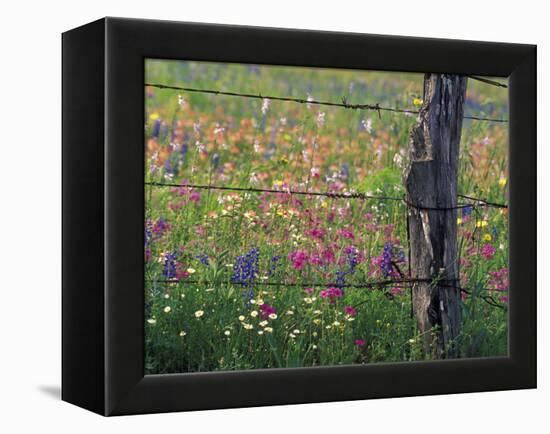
top-left (467, 75), bottom-right (508, 89)
top-left (144, 83), bottom-right (508, 123)
top-left (145, 277), bottom-right (506, 309)
top-left (145, 181), bottom-right (508, 211)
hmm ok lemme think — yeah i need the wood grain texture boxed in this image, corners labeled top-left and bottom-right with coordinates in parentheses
top-left (405, 73), bottom-right (467, 358)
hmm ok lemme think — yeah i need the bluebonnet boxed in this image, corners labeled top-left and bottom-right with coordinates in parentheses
top-left (335, 270), bottom-right (347, 287)
top-left (379, 242), bottom-right (405, 278)
top-left (462, 205), bottom-right (473, 217)
top-left (231, 248), bottom-right (260, 289)
top-left (268, 255), bottom-right (280, 277)
top-left (180, 132), bottom-right (189, 158)
top-left (346, 247), bottom-right (358, 272)
top-left (151, 119), bottom-right (161, 139)
top-left (162, 251), bottom-right (178, 279)
top-left (180, 142), bottom-right (188, 158)
top-left (381, 243), bottom-right (394, 277)
top-left (195, 253), bottom-right (209, 266)
top-left (164, 159), bottom-right (178, 176)
top-left (334, 246), bottom-right (359, 287)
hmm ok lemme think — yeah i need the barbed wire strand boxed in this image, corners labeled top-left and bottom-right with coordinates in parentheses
top-left (467, 75), bottom-right (508, 89)
top-left (145, 181), bottom-right (508, 210)
top-left (145, 277), bottom-right (506, 309)
top-left (144, 83), bottom-right (508, 123)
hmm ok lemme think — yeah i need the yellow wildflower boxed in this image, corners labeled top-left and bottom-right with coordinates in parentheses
top-left (483, 233), bottom-right (492, 241)
top-left (499, 178), bottom-right (507, 187)
top-left (413, 98), bottom-right (423, 107)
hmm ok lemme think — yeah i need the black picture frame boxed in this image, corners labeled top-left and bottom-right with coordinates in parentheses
top-left (62, 17), bottom-right (536, 416)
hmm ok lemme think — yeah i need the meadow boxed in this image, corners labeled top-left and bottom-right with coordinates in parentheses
top-left (144, 60), bottom-right (508, 374)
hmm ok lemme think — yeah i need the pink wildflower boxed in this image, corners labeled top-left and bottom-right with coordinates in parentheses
top-left (489, 267), bottom-right (508, 292)
top-left (321, 248), bottom-right (336, 265)
top-left (310, 167), bottom-right (320, 178)
top-left (481, 243), bottom-right (496, 260)
top-left (288, 250), bottom-right (309, 270)
top-left (175, 269), bottom-right (189, 280)
top-left (337, 228), bottom-right (355, 239)
top-left (189, 190), bottom-right (201, 203)
top-left (259, 303), bottom-right (277, 319)
top-left (344, 306), bottom-right (357, 317)
top-left (319, 286), bottom-right (344, 304)
top-left (390, 287), bottom-right (404, 296)
top-left (355, 339), bottom-right (365, 347)
top-left (307, 228), bottom-right (326, 239)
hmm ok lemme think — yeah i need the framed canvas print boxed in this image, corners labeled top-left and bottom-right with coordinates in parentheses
top-left (62, 17), bottom-right (536, 416)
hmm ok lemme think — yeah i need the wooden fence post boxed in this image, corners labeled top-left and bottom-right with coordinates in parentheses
top-left (405, 73), bottom-right (468, 358)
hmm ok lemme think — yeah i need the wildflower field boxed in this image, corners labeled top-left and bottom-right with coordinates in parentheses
top-left (144, 60), bottom-right (508, 374)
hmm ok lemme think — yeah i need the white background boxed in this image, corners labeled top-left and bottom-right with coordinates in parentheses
top-left (0, 0), bottom-right (546, 432)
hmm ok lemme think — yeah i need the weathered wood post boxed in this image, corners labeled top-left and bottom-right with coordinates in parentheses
top-left (405, 73), bottom-right (467, 358)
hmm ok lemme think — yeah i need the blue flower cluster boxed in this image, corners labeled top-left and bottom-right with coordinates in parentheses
top-left (151, 119), bottom-right (161, 139)
top-left (268, 255), bottom-right (281, 276)
top-left (162, 251), bottom-right (178, 279)
top-left (195, 253), bottom-right (210, 266)
top-left (462, 205), bottom-right (473, 217)
top-left (335, 246), bottom-right (359, 287)
top-left (164, 159), bottom-right (178, 176)
top-left (231, 247), bottom-right (260, 287)
top-left (380, 242), bottom-right (405, 278)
